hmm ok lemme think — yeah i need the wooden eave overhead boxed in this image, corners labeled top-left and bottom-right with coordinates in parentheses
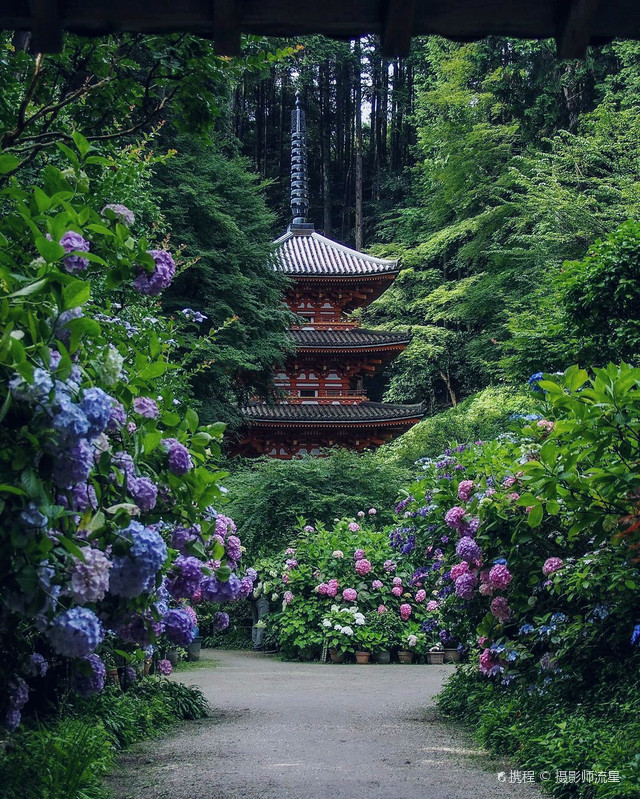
top-left (2, 0), bottom-right (629, 59)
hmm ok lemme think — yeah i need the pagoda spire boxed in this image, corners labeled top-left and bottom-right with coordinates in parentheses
top-left (290, 91), bottom-right (310, 228)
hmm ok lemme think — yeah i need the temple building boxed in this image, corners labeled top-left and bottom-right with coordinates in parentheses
top-left (234, 96), bottom-right (423, 458)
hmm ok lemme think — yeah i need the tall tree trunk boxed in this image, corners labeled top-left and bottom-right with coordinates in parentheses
top-left (320, 62), bottom-right (332, 236)
top-left (354, 39), bottom-right (363, 250)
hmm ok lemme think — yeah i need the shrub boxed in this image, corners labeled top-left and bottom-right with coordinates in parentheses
top-left (225, 449), bottom-right (410, 556)
top-left (380, 385), bottom-right (531, 467)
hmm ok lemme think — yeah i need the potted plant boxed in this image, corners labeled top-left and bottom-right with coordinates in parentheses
top-left (187, 626), bottom-right (202, 662)
top-left (366, 609), bottom-right (401, 664)
top-left (322, 605), bottom-right (362, 662)
top-left (426, 642), bottom-right (445, 664)
top-left (354, 628), bottom-right (382, 664)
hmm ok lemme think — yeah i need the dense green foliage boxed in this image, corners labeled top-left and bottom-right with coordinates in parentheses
top-left (379, 385), bottom-right (531, 467)
top-left (225, 450), bottom-right (410, 555)
top-left (155, 135), bottom-right (294, 425)
top-left (439, 666), bottom-right (640, 797)
top-left (0, 678), bottom-right (208, 799)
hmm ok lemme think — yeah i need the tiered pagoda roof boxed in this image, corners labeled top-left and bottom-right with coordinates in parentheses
top-left (243, 402), bottom-right (424, 424)
top-left (274, 229), bottom-right (399, 277)
top-left (289, 329), bottom-right (410, 350)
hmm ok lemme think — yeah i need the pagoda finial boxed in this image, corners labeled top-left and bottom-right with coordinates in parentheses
top-left (290, 91), bottom-right (309, 227)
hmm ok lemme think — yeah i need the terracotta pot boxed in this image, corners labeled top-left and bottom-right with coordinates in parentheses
top-left (355, 651), bottom-right (370, 664)
top-left (329, 648), bottom-right (344, 664)
top-left (427, 651), bottom-right (445, 664)
top-left (398, 650), bottom-right (414, 664)
top-left (376, 650), bottom-right (391, 665)
top-left (443, 648), bottom-right (461, 663)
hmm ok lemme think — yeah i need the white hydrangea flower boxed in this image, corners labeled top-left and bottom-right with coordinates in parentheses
top-left (322, 619), bottom-right (332, 628)
top-left (342, 626), bottom-right (354, 636)
top-left (102, 345), bottom-right (124, 386)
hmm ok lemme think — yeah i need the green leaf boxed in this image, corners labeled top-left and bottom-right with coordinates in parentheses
top-left (71, 131), bottom-right (91, 158)
top-left (0, 154), bottom-right (20, 174)
top-left (35, 236), bottom-right (65, 262)
top-left (62, 279), bottom-right (91, 310)
top-left (527, 504), bottom-right (543, 528)
top-left (139, 361), bottom-right (167, 380)
top-left (185, 408), bottom-right (199, 433)
top-left (8, 278), bottom-right (49, 299)
top-left (33, 187), bottom-right (51, 213)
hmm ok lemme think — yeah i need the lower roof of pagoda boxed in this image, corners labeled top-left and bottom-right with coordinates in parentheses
top-left (241, 401), bottom-right (424, 426)
top-left (288, 328), bottom-right (410, 351)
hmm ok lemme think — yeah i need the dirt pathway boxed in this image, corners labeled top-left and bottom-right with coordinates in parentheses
top-left (108, 649), bottom-right (541, 799)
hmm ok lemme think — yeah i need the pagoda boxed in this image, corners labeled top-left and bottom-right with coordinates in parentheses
top-left (235, 95), bottom-right (423, 458)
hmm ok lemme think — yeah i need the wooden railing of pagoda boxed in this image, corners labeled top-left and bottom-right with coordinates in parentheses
top-left (285, 389), bottom-right (368, 405)
top-left (290, 320), bottom-right (360, 330)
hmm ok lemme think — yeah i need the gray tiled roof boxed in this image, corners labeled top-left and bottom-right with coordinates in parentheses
top-left (273, 229), bottom-right (399, 276)
top-left (242, 401), bottom-right (424, 424)
top-left (290, 329), bottom-right (410, 349)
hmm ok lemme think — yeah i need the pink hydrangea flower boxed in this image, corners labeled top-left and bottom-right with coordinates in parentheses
top-left (326, 584), bottom-right (338, 598)
top-left (368, 508), bottom-right (377, 515)
top-left (537, 419), bottom-right (555, 432)
top-left (400, 603), bottom-right (412, 621)
top-left (342, 588), bottom-right (358, 602)
top-left (357, 511), bottom-right (365, 518)
top-left (542, 557), bottom-right (563, 576)
top-left (455, 572), bottom-right (478, 599)
top-left (450, 562), bottom-right (470, 581)
top-left (426, 600), bottom-right (439, 612)
top-left (392, 576), bottom-right (402, 586)
top-left (284, 591), bottom-right (294, 605)
top-left (317, 583), bottom-right (328, 595)
top-left (355, 559), bottom-right (372, 576)
top-left (282, 573), bottom-right (290, 584)
top-left (477, 636), bottom-right (488, 647)
top-left (479, 648), bottom-right (496, 675)
top-left (504, 476), bottom-right (516, 488)
top-left (353, 549), bottom-right (366, 560)
top-left (445, 506), bottom-right (466, 529)
top-left (349, 523), bottom-right (360, 532)
top-left (489, 564), bottom-right (512, 589)
top-left (285, 547), bottom-right (296, 555)
top-left (383, 560), bottom-right (396, 572)
top-left (415, 589), bottom-right (427, 602)
top-left (457, 480), bottom-right (474, 501)
top-left (303, 525), bottom-right (314, 533)
top-left (372, 579), bottom-right (383, 590)
top-left (507, 492), bottom-right (520, 501)
top-left (485, 488), bottom-right (497, 497)
top-left (392, 586), bottom-right (402, 597)
top-left (377, 605), bottom-right (387, 614)
top-left (479, 583), bottom-right (494, 596)
top-left (490, 596), bottom-right (511, 622)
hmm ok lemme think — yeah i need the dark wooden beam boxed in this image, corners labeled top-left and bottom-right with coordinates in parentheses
top-left (28, 0), bottom-right (62, 52)
top-left (382, 0), bottom-right (416, 57)
top-left (556, 0), bottom-right (600, 58)
top-left (212, 0), bottom-right (241, 55)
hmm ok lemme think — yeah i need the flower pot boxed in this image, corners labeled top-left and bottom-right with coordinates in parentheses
top-left (375, 650), bottom-right (391, 665)
top-left (355, 651), bottom-right (370, 664)
top-left (443, 648), bottom-right (461, 663)
top-left (187, 636), bottom-right (202, 662)
top-left (398, 650), bottom-right (414, 664)
top-left (329, 648), bottom-right (344, 664)
top-left (167, 650), bottom-right (179, 667)
top-left (427, 651), bottom-right (445, 664)
top-left (143, 659), bottom-right (151, 676)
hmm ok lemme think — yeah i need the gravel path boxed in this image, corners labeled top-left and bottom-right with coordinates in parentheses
top-left (108, 649), bottom-right (541, 799)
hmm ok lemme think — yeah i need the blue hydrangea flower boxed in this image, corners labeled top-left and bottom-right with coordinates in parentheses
top-left (519, 624), bottom-right (535, 636)
top-left (163, 608), bottom-right (196, 646)
top-left (53, 439), bottom-right (93, 487)
top-left (630, 624), bottom-right (640, 647)
top-left (73, 654), bottom-right (106, 696)
top-left (528, 372), bottom-right (544, 391)
top-left (109, 521), bottom-right (167, 598)
top-left (52, 398), bottom-right (90, 443)
top-left (48, 607), bottom-right (103, 658)
top-left (20, 502), bottom-right (48, 529)
top-left (9, 368), bottom-right (53, 405)
top-left (80, 387), bottom-right (113, 439)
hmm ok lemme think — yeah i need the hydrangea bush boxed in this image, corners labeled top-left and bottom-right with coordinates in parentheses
top-left (381, 364), bottom-right (640, 690)
top-left (0, 140), bottom-right (254, 730)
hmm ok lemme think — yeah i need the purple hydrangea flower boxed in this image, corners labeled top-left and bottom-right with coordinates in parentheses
top-left (4, 709), bottom-right (21, 731)
top-left (127, 476), bottom-right (158, 512)
top-left (132, 250), bottom-right (176, 296)
top-left (163, 608), bottom-right (196, 646)
top-left (133, 397), bottom-right (159, 418)
top-left (166, 556), bottom-right (203, 600)
top-left (48, 606), bottom-right (104, 658)
top-left (117, 612), bottom-right (164, 645)
top-left (8, 677), bottom-right (29, 711)
top-left (445, 506), bottom-right (467, 529)
top-left (213, 612), bottom-right (230, 631)
top-left (28, 653), bottom-right (49, 677)
top-left (73, 654), bottom-right (106, 697)
top-left (60, 231), bottom-right (90, 274)
top-left (161, 438), bottom-right (193, 476)
top-left (53, 438), bottom-right (93, 487)
top-left (70, 547), bottom-right (112, 603)
top-left (460, 517), bottom-right (480, 537)
top-left (107, 400), bottom-right (127, 431)
top-left (20, 501), bottom-right (48, 529)
top-left (111, 451), bottom-right (135, 476)
top-left (157, 658), bottom-right (172, 676)
top-left (101, 203), bottom-right (135, 226)
top-left (226, 535), bottom-right (242, 562)
top-left (55, 307), bottom-right (83, 347)
top-left (456, 536), bottom-right (483, 564)
top-left (171, 525), bottom-right (199, 554)
top-left (70, 482), bottom-right (98, 513)
top-left (454, 572), bottom-right (478, 599)
top-left (109, 521), bottom-right (168, 598)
